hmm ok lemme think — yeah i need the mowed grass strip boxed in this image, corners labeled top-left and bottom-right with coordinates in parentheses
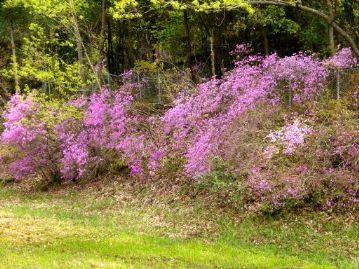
top-left (0, 187), bottom-right (357, 269)
top-left (0, 211), bottom-right (339, 269)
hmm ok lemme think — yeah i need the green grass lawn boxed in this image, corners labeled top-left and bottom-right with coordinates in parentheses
top-left (0, 180), bottom-right (358, 269)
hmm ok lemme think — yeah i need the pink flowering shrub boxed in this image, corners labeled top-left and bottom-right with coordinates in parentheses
top-left (57, 86), bottom-right (161, 182)
top-left (1, 44), bottom-right (358, 213)
top-left (0, 86), bottom-right (145, 181)
top-left (0, 81), bottom-right (166, 182)
top-left (1, 94), bottom-right (62, 181)
top-left (162, 46), bottom-right (328, 178)
top-left (214, 103), bottom-right (358, 213)
top-left (303, 118), bottom-right (359, 210)
top-left (330, 125), bottom-right (359, 173)
top-left (161, 46), bottom-right (357, 212)
top-left (83, 88), bottom-right (168, 181)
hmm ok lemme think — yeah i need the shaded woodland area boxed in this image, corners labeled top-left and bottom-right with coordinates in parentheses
top-left (1, 0), bottom-right (359, 97)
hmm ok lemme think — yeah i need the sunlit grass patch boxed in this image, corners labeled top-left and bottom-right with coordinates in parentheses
top-left (0, 229), bottom-right (342, 269)
top-left (0, 211), bottom-right (93, 246)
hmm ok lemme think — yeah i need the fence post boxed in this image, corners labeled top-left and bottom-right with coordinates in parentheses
top-left (336, 69), bottom-right (340, 100)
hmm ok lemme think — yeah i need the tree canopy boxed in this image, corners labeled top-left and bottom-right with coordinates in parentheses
top-left (1, 0), bottom-right (359, 95)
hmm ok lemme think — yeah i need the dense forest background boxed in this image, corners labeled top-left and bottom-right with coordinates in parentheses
top-left (1, 0), bottom-right (359, 98)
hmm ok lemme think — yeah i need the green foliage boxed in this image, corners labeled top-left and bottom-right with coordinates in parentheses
top-left (134, 60), bottom-right (159, 71)
top-left (110, 0), bottom-right (254, 20)
top-left (1, 0), bottom-right (358, 96)
top-left (11, 23), bottom-right (82, 97)
top-left (249, 6), bottom-right (299, 35)
top-left (0, 0), bottom-right (95, 96)
top-left (195, 157), bottom-right (246, 209)
top-left (110, 0), bottom-right (141, 19)
top-left (196, 157), bottom-right (236, 192)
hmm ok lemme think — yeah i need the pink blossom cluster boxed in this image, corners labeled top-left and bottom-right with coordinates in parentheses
top-left (56, 119), bottom-right (93, 180)
top-left (2, 94), bottom-right (44, 147)
top-left (331, 128), bottom-right (359, 172)
top-left (57, 87), bottom-right (157, 181)
top-left (229, 43), bottom-right (253, 60)
top-left (265, 119), bottom-right (312, 157)
top-left (163, 62), bottom-right (277, 176)
top-left (325, 47), bottom-right (358, 69)
top-left (269, 53), bottom-right (328, 102)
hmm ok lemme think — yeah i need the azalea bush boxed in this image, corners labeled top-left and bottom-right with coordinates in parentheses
top-left (0, 79), bottom-right (162, 182)
top-left (1, 45), bottom-right (358, 213)
top-left (197, 101), bottom-right (359, 213)
top-left (160, 46), bottom-right (358, 211)
top-left (0, 93), bottom-right (79, 181)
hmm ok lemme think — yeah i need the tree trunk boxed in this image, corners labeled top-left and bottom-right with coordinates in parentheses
top-left (107, 17), bottom-right (114, 74)
top-left (262, 28), bottom-right (269, 54)
top-left (73, 20), bottom-right (87, 89)
top-left (72, 10), bottom-right (101, 91)
top-left (214, 29), bottom-right (223, 77)
top-left (183, 9), bottom-right (194, 81)
top-left (328, 26), bottom-right (335, 54)
top-left (9, 24), bottom-right (20, 93)
top-left (327, 0), bottom-right (335, 55)
top-left (96, 0), bottom-right (107, 84)
top-left (209, 27), bottom-right (223, 78)
top-left (210, 31), bottom-right (216, 77)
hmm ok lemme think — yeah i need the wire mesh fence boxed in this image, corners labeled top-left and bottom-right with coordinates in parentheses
top-left (102, 69), bottom-right (196, 105)
top-left (80, 66), bottom-right (359, 106)
top-left (326, 67), bottom-right (359, 100)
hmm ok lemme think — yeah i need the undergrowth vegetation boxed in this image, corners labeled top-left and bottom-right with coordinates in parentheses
top-left (1, 45), bottom-right (358, 215)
